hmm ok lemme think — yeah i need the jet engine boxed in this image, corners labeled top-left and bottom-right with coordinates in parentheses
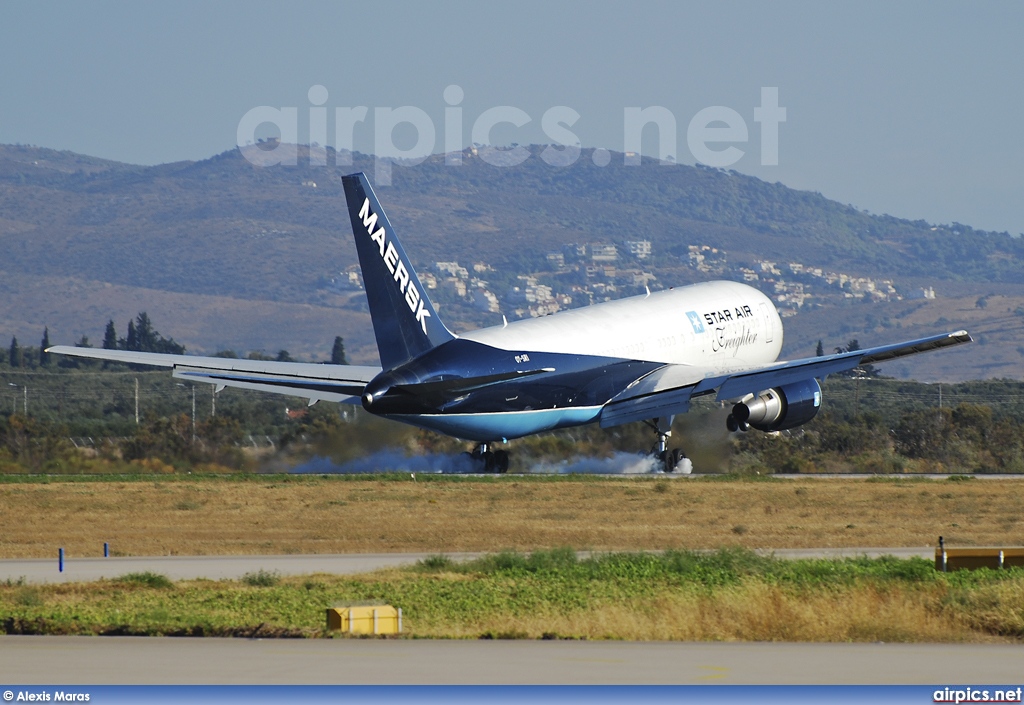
top-left (726, 378), bottom-right (822, 433)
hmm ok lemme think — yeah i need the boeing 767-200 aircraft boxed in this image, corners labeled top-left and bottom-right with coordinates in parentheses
top-left (50, 173), bottom-right (971, 472)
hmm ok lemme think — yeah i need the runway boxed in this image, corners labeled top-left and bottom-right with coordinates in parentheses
top-left (0, 547), bottom-right (935, 584)
top-left (0, 636), bottom-right (1021, 684)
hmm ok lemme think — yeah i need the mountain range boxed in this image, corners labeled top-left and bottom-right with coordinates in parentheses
top-left (0, 142), bottom-right (1020, 381)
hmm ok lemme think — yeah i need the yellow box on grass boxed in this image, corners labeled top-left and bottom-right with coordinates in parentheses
top-left (327, 604), bottom-right (402, 634)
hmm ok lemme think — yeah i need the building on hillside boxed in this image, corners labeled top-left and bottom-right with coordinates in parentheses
top-left (689, 245), bottom-right (726, 273)
top-left (472, 287), bottom-right (501, 313)
top-left (448, 278), bottom-right (468, 297)
top-left (625, 240), bottom-right (652, 259)
top-left (908, 286), bottom-right (936, 300)
top-left (565, 243), bottom-right (588, 260)
top-left (435, 261), bottom-right (469, 279)
top-left (622, 269), bottom-right (657, 287)
top-left (590, 243), bottom-right (619, 262)
top-left (508, 275), bottom-right (555, 306)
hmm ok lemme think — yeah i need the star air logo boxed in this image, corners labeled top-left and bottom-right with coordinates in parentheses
top-left (686, 311), bottom-right (705, 334)
top-left (359, 197), bottom-right (431, 335)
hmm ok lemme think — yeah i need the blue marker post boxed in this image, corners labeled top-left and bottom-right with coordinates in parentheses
top-left (59, 547), bottom-right (64, 573)
top-left (104, 542), bottom-right (109, 558)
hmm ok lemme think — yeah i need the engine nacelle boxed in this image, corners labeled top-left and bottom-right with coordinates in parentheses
top-left (728, 378), bottom-right (822, 432)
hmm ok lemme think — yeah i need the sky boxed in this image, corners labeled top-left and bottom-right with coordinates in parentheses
top-left (1, 0), bottom-right (1021, 234)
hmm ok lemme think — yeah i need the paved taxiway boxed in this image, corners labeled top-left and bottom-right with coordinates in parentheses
top-left (1, 636), bottom-right (1020, 684)
top-left (0, 548), bottom-right (935, 583)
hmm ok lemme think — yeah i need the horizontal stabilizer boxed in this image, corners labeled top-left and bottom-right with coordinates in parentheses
top-left (394, 367), bottom-right (555, 397)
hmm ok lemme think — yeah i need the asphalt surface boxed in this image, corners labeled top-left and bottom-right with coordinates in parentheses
top-left (0, 548), bottom-right (936, 583)
top-left (0, 552), bottom-right (468, 584)
top-left (0, 637), bottom-right (1020, 684)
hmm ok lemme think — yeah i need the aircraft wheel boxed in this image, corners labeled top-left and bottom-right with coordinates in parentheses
top-left (481, 451), bottom-right (495, 472)
top-left (493, 450), bottom-right (509, 474)
top-left (656, 449), bottom-right (668, 471)
top-left (664, 448), bottom-right (685, 473)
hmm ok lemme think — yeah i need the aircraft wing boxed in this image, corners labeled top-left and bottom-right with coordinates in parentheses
top-left (46, 346), bottom-right (381, 405)
top-left (599, 329), bottom-right (971, 428)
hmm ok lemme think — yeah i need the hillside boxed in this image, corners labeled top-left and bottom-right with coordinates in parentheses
top-left (0, 142), bottom-right (1020, 379)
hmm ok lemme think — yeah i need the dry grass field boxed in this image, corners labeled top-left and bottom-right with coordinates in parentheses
top-left (405, 580), bottom-right (1022, 642)
top-left (0, 475), bottom-right (1021, 559)
top-left (6, 566), bottom-right (1022, 642)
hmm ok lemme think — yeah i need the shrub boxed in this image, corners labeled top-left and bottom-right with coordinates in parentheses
top-left (116, 572), bottom-right (173, 588)
top-left (418, 554), bottom-right (455, 571)
top-left (241, 569), bottom-right (280, 587)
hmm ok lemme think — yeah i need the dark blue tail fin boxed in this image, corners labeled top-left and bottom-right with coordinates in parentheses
top-left (342, 173), bottom-right (455, 370)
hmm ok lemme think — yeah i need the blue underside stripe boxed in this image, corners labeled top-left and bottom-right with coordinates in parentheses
top-left (382, 406), bottom-right (604, 442)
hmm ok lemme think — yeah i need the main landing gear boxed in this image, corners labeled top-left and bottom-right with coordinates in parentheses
top-left (646, 416), bottom-right (692, 474)
top-left (466, 442), bottom-right (510, 473)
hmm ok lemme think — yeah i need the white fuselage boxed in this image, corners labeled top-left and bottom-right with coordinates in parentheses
top-left (461, 280), bottom-right (783, 371)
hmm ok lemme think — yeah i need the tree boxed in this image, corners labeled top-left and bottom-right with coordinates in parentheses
top-left (135, 312), bottom-right (156, 351)
top-left (39, 328), bottom-right (50, 367)
top-left (102, 320), bottom-right (118, 350)
top-left (124, 320), bottom-right (138, 351)
top-left (894, 407), bottom-right (953, 460)
top-left (276, 349), bottom-right (294, 362)
top-left (330, 336), bottom-right (348, 365)
top-left (122, 313), bottom-right (184, 354)
top-left (9, 337), bottom-right (22, 368)
top-left (951, 403), bottom-right (993, 446)
top-left (815, 340), bottom-right (824, 357)
top-left (58, 335), bottom-right (93, 368)
top-left (833, 339), bottom-right (879, 378)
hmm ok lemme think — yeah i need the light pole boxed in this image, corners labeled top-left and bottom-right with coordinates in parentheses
top-left (6, 383), bottom-right (18, 416)
top-left (176, 383), bottom-right (196, 443)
